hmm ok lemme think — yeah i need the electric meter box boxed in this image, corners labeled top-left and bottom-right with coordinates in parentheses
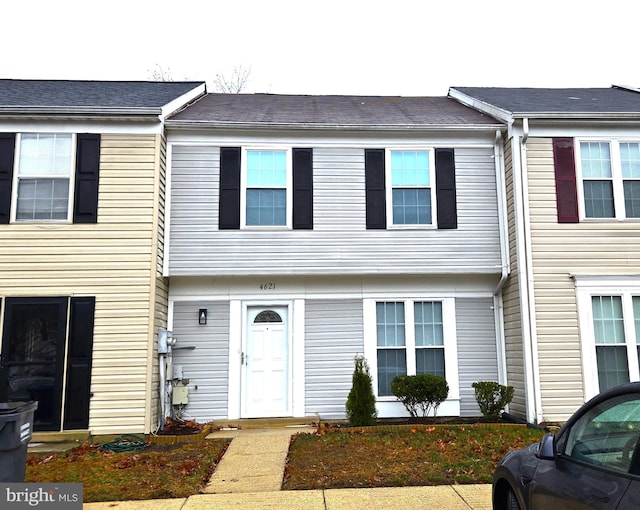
top-left (172, 386), bottom-right (189, 405)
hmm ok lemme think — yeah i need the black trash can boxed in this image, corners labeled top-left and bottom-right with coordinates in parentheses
top-left (0, 401), bottom-right (38, 482)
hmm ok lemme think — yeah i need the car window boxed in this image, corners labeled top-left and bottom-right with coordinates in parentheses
top-left (564, 394), bottom-right (640, 473)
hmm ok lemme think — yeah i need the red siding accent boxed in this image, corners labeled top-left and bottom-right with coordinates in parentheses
top-left (552, 138), bottom-right (579, 223)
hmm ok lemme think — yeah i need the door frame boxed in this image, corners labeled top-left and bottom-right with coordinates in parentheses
top-left (240, 302), bottom-right (293, 418)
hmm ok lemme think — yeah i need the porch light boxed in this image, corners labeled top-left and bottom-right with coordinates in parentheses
top-left (198, 308), bottom-right (207, 325)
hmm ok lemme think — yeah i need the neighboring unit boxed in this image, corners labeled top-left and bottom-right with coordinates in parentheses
top-left (0, 79), bottom-right (206, 435)
top-left (451, 85), bottom-right (640, 424)
top-left (164, 93), bottom-right (508, 421)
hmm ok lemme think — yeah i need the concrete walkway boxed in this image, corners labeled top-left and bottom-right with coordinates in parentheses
top-left (204, 426), bottom-right (313, 493)
top-left (82, 425), bottom-right (493, 509)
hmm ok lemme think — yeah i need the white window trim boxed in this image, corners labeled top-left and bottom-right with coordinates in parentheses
top-left (10, 132), bottom-right (76, 223)
top-left (240, 146), bottom-right (292, 230)
top-left (576, 284), bottom-right (640, 399)
top-left (575, 138), bottom-right (640, 221)
top-left (363, 297), bottom-right (459, 402)
top-left (385, 148), bottom-right (437, 229)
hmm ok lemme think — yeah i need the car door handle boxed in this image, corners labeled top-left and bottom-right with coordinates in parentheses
top-left (589, 493), bottom-right (610, 503)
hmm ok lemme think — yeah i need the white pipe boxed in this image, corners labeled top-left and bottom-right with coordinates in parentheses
top-left (518, 119), bottom-right (543, 424)
top-left (158, 354), bottom-right (167, 430)
top-left (511, 119), bottom-right (542, 424)
top-left (493, 129), bottom-right (509, 384)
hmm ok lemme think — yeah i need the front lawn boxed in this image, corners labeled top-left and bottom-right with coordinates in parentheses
top-left (283, 424), bottom-right (544, 489)
top-left (25, 423), bottom-right (545, 502)
top-left (26, 438), bottom-right (230, 502)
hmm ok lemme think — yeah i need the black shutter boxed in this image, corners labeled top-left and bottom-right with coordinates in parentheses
top-left (552, 138), bottom-right (579, 223)
top-left (63, 296), bottom-right (95, 430)
top-left (365, 149), bottom-right (386, 229)
top-left (219, 147), bottom-right (241, 229)
top-left (0, 134), bottom-right (16, 224)
top-left (293, 148), bottom-right (313, 229)
top-left (73, 134), bottom-right (101, 223)
top-left (435, 148), bottom-right (457, 229)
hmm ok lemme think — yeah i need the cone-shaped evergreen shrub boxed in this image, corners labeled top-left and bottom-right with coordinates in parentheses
top-left (345, 356), bottom-right (378, 426)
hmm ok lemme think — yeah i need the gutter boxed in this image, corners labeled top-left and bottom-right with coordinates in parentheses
top-left (0, 106), bottom-right (163, 116)
top-left (164, 120), bottom-right (504, 132)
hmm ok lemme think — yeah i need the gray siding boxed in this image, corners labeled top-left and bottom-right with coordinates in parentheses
top-left (171, 301), bottom-right (230, 421)
top-left (169, 145), bottom-right (501, 276)
top-left (455, 297), bottom-right (500, 416)
top-left (305, 299), bottom-right (364, 418)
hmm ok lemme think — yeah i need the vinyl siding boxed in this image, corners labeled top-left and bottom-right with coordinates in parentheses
top-left (170, 301), bottom-right (230, 421)
top-left (0, 134), bottom-right (162, 435)
top-left (525, 137), bottom-right (640, 421)
top-left (456, 297), bottom-right (499, 416)
top-left (169, 145), bottom-right (501, 276)
top-left (305, 299), bottom-right (364, 418)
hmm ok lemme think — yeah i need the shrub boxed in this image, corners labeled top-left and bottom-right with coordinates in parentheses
top-left (391, 374), bottom-right (449, 419)
top-left (345, 356), bottom-right (378, 426)
top-left (472, 381), bottom-right (514, 420)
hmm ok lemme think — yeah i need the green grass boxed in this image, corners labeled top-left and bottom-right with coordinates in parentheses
top-left (282, 424), bottom-right (545, 489)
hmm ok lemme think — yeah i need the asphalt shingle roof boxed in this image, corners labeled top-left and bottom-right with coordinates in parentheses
top-left (0, 79), bottom-right (205, 111)
top-left (451, 86), bottom-right (640, 115)
top-left (167, 93), bottom-right (501, 128)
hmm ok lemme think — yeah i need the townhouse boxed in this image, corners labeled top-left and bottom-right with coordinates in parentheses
top-left (0, 79), bottom-right (205, 435)
top-left (451, 85), bottom-right (640, 423)
top-left (163, 93), bottom-right (508, 421)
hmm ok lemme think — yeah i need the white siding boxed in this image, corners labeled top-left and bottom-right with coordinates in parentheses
top-left (305, 299), bottom-right (364, 418)
top-left (168, 145), bottom-right (501, 276)
top-left (170, 301), bottom-right (230, 421)
top-left (456, 297), bottom-right (500, 416)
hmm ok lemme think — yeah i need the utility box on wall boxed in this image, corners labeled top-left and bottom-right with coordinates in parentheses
top-left (172, 386), bottom-right (189, 405)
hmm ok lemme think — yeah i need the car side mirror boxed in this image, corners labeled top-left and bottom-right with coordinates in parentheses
top-left (535, 433), bottom-right (556, 460)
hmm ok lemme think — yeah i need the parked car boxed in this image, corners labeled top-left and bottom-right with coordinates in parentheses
top-left (493, 381), bottom-right (640, 509)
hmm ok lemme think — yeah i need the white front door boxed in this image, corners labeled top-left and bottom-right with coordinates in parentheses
top-left (242, 306), bottom-right (290, 417)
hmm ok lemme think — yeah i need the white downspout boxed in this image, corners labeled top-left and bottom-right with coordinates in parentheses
top-left (493, 129), bottom-right (509, 384)
top-left (513, 119), bottom-right (543, 424)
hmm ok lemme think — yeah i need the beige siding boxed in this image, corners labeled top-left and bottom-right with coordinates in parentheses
top-left (501, 139), bottom-right (527, 416)
top-left (0, 134), bottom-right (163, 435)
top-left (526, 137), bottom-right (640, 422)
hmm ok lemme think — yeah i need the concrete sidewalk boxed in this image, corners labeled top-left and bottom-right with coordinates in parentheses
top-left (82, 425), bottom-right (493, 509)
top-left (84, 485), bottom-right (492, 509)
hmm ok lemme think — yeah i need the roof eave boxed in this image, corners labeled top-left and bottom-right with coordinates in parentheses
top-left (165, 120), bottom-right (504, 131)
top-left (448, 88), bottom-right (514, 123)
top-left (508, 112), bottom-right (640, 120)
top-left (0, 106), bottom-right (163, 116)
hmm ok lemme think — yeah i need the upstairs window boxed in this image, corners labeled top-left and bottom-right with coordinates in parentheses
top-left (621, 142), bottom-right (640, 218)
top-left (577, 140), bottom-right (640, 220)
top-left (0, 132), bottom-right (101, 224)
top-left (387, 150), bottom-right (435, 226)
top-left (388, 150), bottom-right (434, 225)
top-left (15, 134), bottom-right (73, 221)
top-left (365, 147), bottom-right (456, 230)
top-left (244, 150), bottom-right (289, 226)
top-left (217, 147), bottom-right (312, 230)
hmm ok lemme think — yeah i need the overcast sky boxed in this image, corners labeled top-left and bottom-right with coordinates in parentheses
top-left (3, 0), bottom-right (638, 96)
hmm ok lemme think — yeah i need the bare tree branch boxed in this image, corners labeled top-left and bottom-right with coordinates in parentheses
top-left (148, 64), bottom-right (173, 81)
top-left (214, 65), bottom-right (251, 93)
